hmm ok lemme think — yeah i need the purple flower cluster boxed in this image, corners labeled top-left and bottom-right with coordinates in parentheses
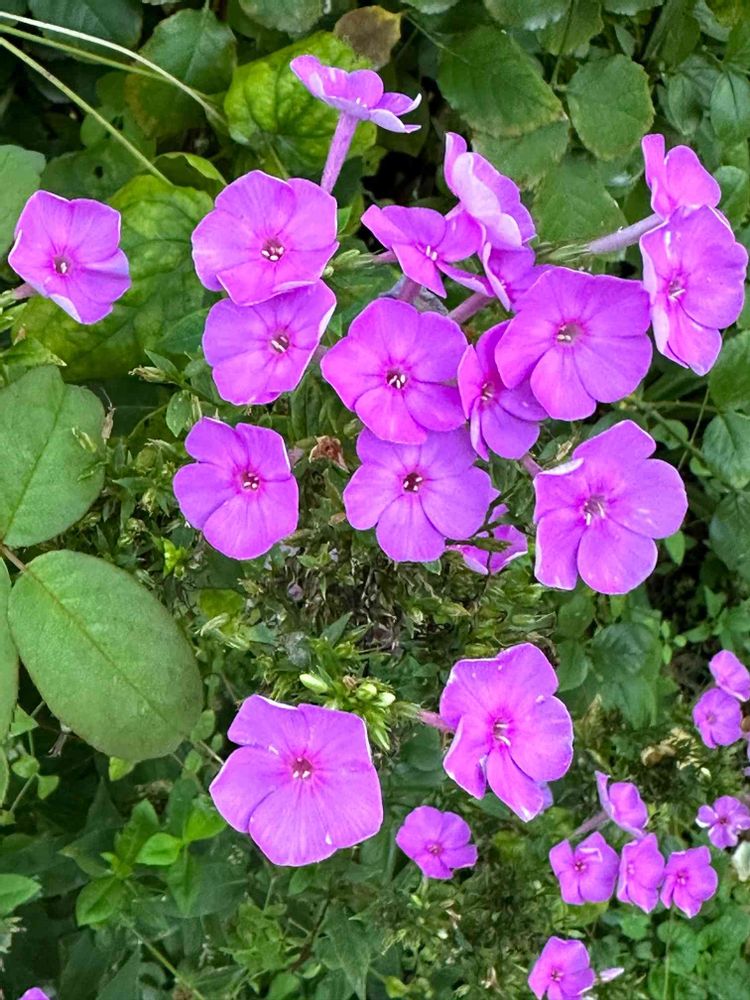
top-left (529, 937), bottom-right (622, 999)
top-left (693, 650), bottom-right (750, 751)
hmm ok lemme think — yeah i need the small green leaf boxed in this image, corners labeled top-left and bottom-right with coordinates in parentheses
top-left (238, 0), bottom-right (322, 34)
top-left (152, 153), bottom-right (226, 197)
top-left (76, 875), bottom-right (125, 926)
top-left (533, 155), bottom-right (626, 241)
top-left (590, 622), bottom-right (664, 727)
top-left (136, 832), bottom-right (183, 866)
top-left (709, 330), bottom-right (750, 410)
top-left (0, 145), bottom-right (45, 255)
top-left (703, 411), bottom-right (750, 488)
top-left (711, 491), bottom-right (750, 581)
top-left (0, 750), bottom-right (8, 807)
top-left (183, 799), bottom-right (226, 843)
top-left (0, 873), bottom-right (41, 915)
top-left (473, 121), bottom-right (569, 189)
top-left (568, 54), bottom-right (654, 159)
top-left (711, 71), bottom-right (750, 144)
top-left (0, 562), bottom-right (17, 739)
top-left (538, 0), bottom-right (604, 55)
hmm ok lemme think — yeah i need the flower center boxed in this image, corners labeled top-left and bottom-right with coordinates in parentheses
top-left (574, 859), bottom-right (586, 873)
top-left (270, 332), bottom-right (290, 354)
top-left (386, 369), bottom-right (408, 390)
top-left (668, 277), bottom-right (685, 299)
top-left (676, 871), bottom-right (689, 886)
top-left (241, 472), bottom-right (260, 491)
top-left (403, 471), bottom-right (423, 493)
top-left (422, 244), bottom-right (439, 262)
top-left (582, 495), bottom-right (607, 524)
top-left (706, 712), bottom-right (716, 724)
top-left (53, 255), bottom-right (70, 275)
top-left (426, 842), bottom-right (443, 855)
top-left (492, 718), bottom-right (511, 746)
top-left (550, 969), bottom-right (563, 983)
top-left (627, 863), bottom-right (635, 876)
top-left (556, 321), bottom-right (583, 344)
top-left (480, 380), bottom-right (495, 403)
top-left (291, 756), bottom-right (313, 779)
top-left (261, 241), bottom-right (285, 262)
top-left (718, 815), bottom-right (729, 825)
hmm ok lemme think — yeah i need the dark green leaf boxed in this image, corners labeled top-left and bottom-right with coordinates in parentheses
top-left (0, 145), bottom-right (45, 254)
top-left (473, 121), bottom-right (569, 189)
top-left (567, 54), bottom-right (654, 159)
top-left (0, 561), bottom-right (17, 740)
top-left (709, 330), bottom-right (750, 410)
top-left (238, 0), bottom-right (322, 34)
top-left (590, 622), bottom-right (664, 727)
top-left (533, 155), bottom-right (626, 241)
top-left (710, 491), bottom-right (750, 581)
top-left (710, 71), bottom-right (750, 144)
top-left (29, 0), bottom-right (143, 48)
top-left (538, 0), bottom-right (604, 56)
top-left (703, 411), bottom-right (750, 488)
top-left (484, 0), bottom-right (567, 27)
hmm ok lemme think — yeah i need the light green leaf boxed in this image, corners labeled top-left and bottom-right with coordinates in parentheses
top-left (568, 54), bottom-right (654, 159)
top-left (136, 832), bottom-right (183, 866)
top-left (710, 71), bottom-right (750, 144)
top-left (238, 0), bottom-right (322, 34)
top-left (0, 873), bottom-right (41, 914)
top-left (8, 551), bottom-right (203, 761)
top-left (703, 412), bottom-right (750, 488)
top-left (29, 0), bottom-right (143, 48)
top-left (710, 491), bottom-right (750, 581)
top-left (0, 367), bottom-right (105, 548)
top-left (0, 561), bottom-right (17, 740)
top-left (225, 32), bottom-right (375, 177)
top-left (533, 156), bottom-right (626, 241)
top-left (473, 121), bottom-right (569, 189)
top-left (484, 0), bottom-right (567, 27)
top-left (439, 26), bottom-right (566, 138)
top-left (75, 875), bottom-right (125, 926)
top-left (153, 152), bottom-right (226, 197)
top-left (15, 178), bottom-right (212, 381)
top-left (0, 145), bottom-right (45, 255)
top-left (183, 799), bottom-right (226, 843)
top-left (709, 330), bottom-right (750, 410)
top-left (539, 0), bottom-right (604, 55)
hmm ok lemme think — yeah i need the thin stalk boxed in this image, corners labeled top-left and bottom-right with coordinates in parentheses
top-left (134, 932), bottom-right (207, 1000)
top-left (0, 37), bottom-right (169, 183)
top-left (397, 277), bottom-right (421, 304)
top-left (0, 543), bottom-right (27, 573)
top-left (321, 113), bottom-right (359, 194)
top-left (449, 291), bottom-right (492, 325)
top-left (587, 213), bottom-right (661, 254)
top-left (519, 453), bottom-right (542, 478)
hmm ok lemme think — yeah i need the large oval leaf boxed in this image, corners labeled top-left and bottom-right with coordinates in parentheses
top-left (0, 366), bottom-right (105, 548)
top-left (8, 551), bottom-right (203, 761)
top-left (0, 561), bottom-right (18, 739)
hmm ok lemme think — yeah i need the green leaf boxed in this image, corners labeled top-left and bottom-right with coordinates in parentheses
top-left (152, 153), bottom-right (226, 197)
top-left (125, 8), bottom-right (236, 139)
top-left (15, 178), bottom-right (212, 381)
top-left (136, 832), bottom-right (183, 866)
top-left (567, 54), bottom-right (654, 159)
top-left (183, 799), bottom-right (226, 843)
top-left (8, 551), bottom-right (203, 761)
top-left (318, 907), bottom-right (374, 1000)
top-left (484, 0), bottom-right (567, 27)
top-left (29, 0), bottom-right (143, 48)
top-left (725, 16), bottom-right (750, 67)
top-left (710, 491), bottom-right (750, 581)
top-left (590, 622), bottom-right (664, 727)
top-left (0, 367), bottom-right (105, 548)
top-left (716, 164), bottom-right (749, 226)
top-left (538, 0), bottom-right (604, 55)
top-left (709, 330), bottom-right (750, 410)
top-left (115, 799), bottom-right (159, 866)
top-left (225, 32), bottom-right (375, 177)
top-left (604, 0), bottom-right (659, 10)
top-left (710, 71), bottom-right (750, 144)
top-left (0, 750), bottom-right (8, 806)
top-left (703, 411), bottom-right (750, 488)
top-left (473, 121), bottom-right (569, 189)
top-left (75, 875), bottom-right (125, 926)
top-left (0, 873), bottom-right (41, 914)
top-left (0, 145), bottom-right (45, 255)
top-left (533, 155), bottom-right (626, 241)
top-left (0, 561), bottom-right (17, 739)
top-left (238, 0), bottom-right (322, 34)
top-left (439, 26), bottom-right (565, 139)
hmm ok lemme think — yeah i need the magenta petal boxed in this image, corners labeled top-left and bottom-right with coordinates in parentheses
top-left (343, 465), bottom-right (401, 529)
top-left (443, 714), bottom-right (490, 799)
top-left (420, 467), bottom-right (492, 539)
top-left (577, 519), bottom-right (657, 595)
top-left (709, 650), bottom-right (750, 701)
top-left (173, 463), bottom-right (236, 529)
top-left (486, 746), bottom-right (546, 822)
top-left (534, 509), bottom-right (584, 591)
top-left (376, 496), bottom-right (445, 562)
top-left (608, 459), bottom-right (687, 538)
top-left (530, 348), bottom-right (596, 420)
top-left (202, 478), bottom-right (299, 560)
top-left (511, 696), bottom-right (574, 782)
top-left (210, 745), bottom-right (288, 833)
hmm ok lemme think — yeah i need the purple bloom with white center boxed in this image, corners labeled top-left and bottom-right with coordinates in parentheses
top-left (448, 509), bottom-right (527, 576)
top-left (616, 834), bottom-right (666, 913)
top-left (534, 421), bottom-right (687, 595)
top-left (596, 771), bottom-right (649, 838)
top-left (642, 133), bottom-right (721, 220)
top-left (173, 418), bottom-right (298, 561)
top-left (709, 650), bottom-right (750, 702)
top-left (321, 299), bottom-right (466, 444)
top-left (528, 937), bottom-right (595, 1000)
top-left (660, 846), bottom-right (718, 918)
top-left (343, 428), bottom-right (493, 563)
top-left (191, 170), bottom-right (338, 306)
top-left (395, 805), bottom-right (477, 879)
top-left (9, 190), bottom-right (129, 324)
top-left (210, 695), bottom-right (383, 866)
top-left (457, 320), bottom-right (547, 461)
top-left (693, 687), bottom-right (743, 748)
top-left (549, 832), bottom-right (619, 905)
top-left (444, 132), bottom-right (535, 250)
top-left (203, 281), bottom-right (336, 405)
top-left (439, 643), bottom-right (574, 822)
top-left (495, 267), bottom-right (651, 420)
top-left (641, 206), bottom-right (747, 375)
top-left (481, 245), bottom-right (545, 311)
top-left (361, 204), bottom-right (483, 297)
top-left (697, 795), bottom-right (750, 849)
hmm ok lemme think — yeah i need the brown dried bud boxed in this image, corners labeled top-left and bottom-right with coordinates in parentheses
top-left (310, 435), bottom-right (347, 470)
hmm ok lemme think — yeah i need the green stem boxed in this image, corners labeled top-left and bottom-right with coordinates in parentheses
top-left (133, 931), bottom-right (207, 1000)
top-left (627, 397), bottom-right (714, 476)
top-left (678, 387), bottom-right (709, 473)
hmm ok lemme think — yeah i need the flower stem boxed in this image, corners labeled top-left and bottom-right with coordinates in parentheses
top-left (571, 809), bottom-right (608, 838)
top-left (519, 453), bottom-right (542, 478)
top-left (449, 292), bottom-right (493, 325)
top-left (419, 710), bottom-right (453, 734)
top-left (397, 277), bottom-right (421, 304)
top-left (321, 113), bottom-right (359, 194)
top-left (11, 283), bottom-right (35, 302)
top-left (587, 213), bottom-right (661, 255)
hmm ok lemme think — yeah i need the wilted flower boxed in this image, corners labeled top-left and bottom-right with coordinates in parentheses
top-left (709, 650), bottom-right (750, 702)
top-left (309, 435), bottom-right (347, 470)
top-left (495, 267), bottom-right (651, 420)
top-left (440, 643), bottom-right (574, 822)
top-left (9, 190), bottom-right (130, 324)
top-left (210, 695), bottom-right (383, 866)
top-left (641, 206), bottom-right (747, 375)
top-left (617, 834), bottom-right (666, 913)
top-left (448, 510), bottom-right (527, 576)
top-left (549, 832), bottom-right (619, 905)
top-left (528, 937), bottom-right (595, 1000)
top-left (642, 133), bottom-right (721, 220)
top-left (173, 417), bottom-right (298, 561)
top-left (534, 421), bottom-right (687, 594)
top-left (697, 795), bottom-right (750, 849)
top-left (203, 281), bottom-right (336, 405)
top-left (395, 805), bottom-right (477, 879)
top-left (693, 687), bottom-right (743, 748)
top-left (192, 170), bottom-right (338, 305)
top-left (321, 299), bottom-right (466, 444)
top-left (596, 770), bottom-right (649, 838)
top-left (343, 427), bottom-right (493, 563)
top-left (661, 846), bottom-right (718, 918)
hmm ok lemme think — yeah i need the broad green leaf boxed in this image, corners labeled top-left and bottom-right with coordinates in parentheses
top-left (0, 145), bottom-right (45, 255)
top-left (590, 622), bottom-right (664, 727)
top-left (568, 55), bottom-right (654, 159)
top-left (484, 0), bottom-right (567, 27)
top-left (604, 0), bottom-right (659, 10)
top-left (703, 412), bottom-right (750, 488)
top-left (0, 873), bottom-right (41, 914)
top-left (710, 71), bottom-right (750, 144)
top-left (0, 367), bottom-right (105, 548)
top-left (709, 330), bottom-right (750, 410)
top-left (473, 121), bottom-right (569, 189)
top-left (136, 832), bottom-right (183, 866)
top-left (183, 799), bottom-right (226, 843)
top-left (97, 952), bottom-right (141, 1000)
top-left (539, 0), bottom-right (604, 55)
top-left (318, 907), bottom-right (374, 1000)
top-left (238, 0), bottom-right (322, 34)
top-left (403, 0), bottom-right (457, 11)
top-left (153, 153), bottom-right (226, 197)
top-left (716, 164), bottom-right (749, 226)
top-left (725, 17), bottom-right (750, 67)
top-left (8, 551), bottom-right (203, 760)
top-left (533, 156), bottom-right (626, 241)
top-left (125, 8), bottom-right (236, 139)
top-left (439, 26), bottom-right (566, 138)
top-left (75, 875), bottom-right (125, 926)
top-left (0, 561), bottom-right (17, 739)
top-left (29, 0), bottom-right (143, 48)
top-left (15, 178), bottom-right (212, 380)
top-left (664, 55), bottom-right (720, 137)
top-left (710, 491), bottom-right (750, 581)
top-left (225, 32), bottom-right (375, 177)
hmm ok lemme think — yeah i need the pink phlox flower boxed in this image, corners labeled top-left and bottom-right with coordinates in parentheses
top-left (18, 992), bottom-right (52, 1000)
top-left (290, 55), bottom-right (421, 133)
top-left (642, 133), bottom-right (721, 220)
top-left (439, 643), bottom-right (574, 822)
top-left (495, 266), bottom-right (652, 420)
top-left (448, 506), bottom-right (527, 576)
top-left (696, 795), bottom-right (750, 849)
top-left (549, 831), bottom-right (619, 905)
top-left (481, 245), bottom-right (547, 311)
top-left (321, 298), bottom-right (466, 444)
top-left (173, 417), bottom-right (299, 561)
top-left (395, 805), bottom-right (477, 879)
top-left (660, 845), bottom-right (718, 918)
top-left (203, 281), bottom-right (336, 405)
top-left (528, 937), bottom-right (595, 1000)
top-left (361, 203), bottom-right (484, 297)
top-left (343, 427), bottom-right (493, 563)
top-left (693, 687), bottom-right (743, 749)
top-left (457, 320), bottom-right (547, 461)
top-left (616, 834), bottom-right (666, 913)
top-left (533, 420), bottom-right (687, 595)
top-left (641, 205), bottom-right (747, 375)
top-left (210, 695), bottom-right (383, 866)
top-left (709, 650), bottom-right (750, 702)
top-left (191, 170), bottom-right (338, 305)
top-left (596, 770), bottom-right (649, 838)
top-left (9, 190), bottom-right (130, 324)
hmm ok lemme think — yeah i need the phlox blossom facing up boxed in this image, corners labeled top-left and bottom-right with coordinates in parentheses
top-left (204, 281), bottom-right (336, 405)
top-left (191, 170), bottom-right (338, 305)
top-left (693, 687), bottom-right (743, 748)
top-left (533, 420), bottom-right (687, 595)
top-left (448, 508), bottom-right (527, 576)
top-left (439, 643), bottom-right (573, 822)
top-left (343, 428), bottom-right (493, 563)
top-left (709, 650), bottom-right (750, 702)
top-left (617, 834), bottom-right (666, 913)
top-left (173, 418), bottom-right (298, 561)
top-left (528, 937), bottom-right (595, 1000)
top-left (9, 190), bottom-right (130, 324)
top-left (395, 805), bottom-right (477, 879)
top-left (549, 832), bottom-right (618, 905)
top-left (321, 299), bottom-right (466, 444)
top-left (697, 795), bottom-right (750, 849)
top-left (660, 846), bottom-right (718, 918)
top-left (642, 133), bottom-right (721, 220)
top-left (595, 770), bottom-right (649, 838)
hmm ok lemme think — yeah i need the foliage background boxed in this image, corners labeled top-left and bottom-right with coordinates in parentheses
top-left (0, 0), bottom-right (749, 997)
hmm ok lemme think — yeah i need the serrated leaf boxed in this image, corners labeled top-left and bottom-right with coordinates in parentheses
top-left (533, 155), bottom-right (626, 241)
top-left (0, 562), bottom-right (17, 739)
top-left (0, 145), bottom-right (45, 255)
top-left (568, 54), bottom-right (654, 159)
top-left (0, 367), bottom-right (105, 548)
top-left (8, 551), bottom-right (203, 761)
top-left (710, 71), bottom-right (750, 144)
top-left (473, 120), bottom-right (569, 189)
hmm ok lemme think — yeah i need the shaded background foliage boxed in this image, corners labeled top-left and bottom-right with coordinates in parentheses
top-left (0, 0), bottom-right (749, 997)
